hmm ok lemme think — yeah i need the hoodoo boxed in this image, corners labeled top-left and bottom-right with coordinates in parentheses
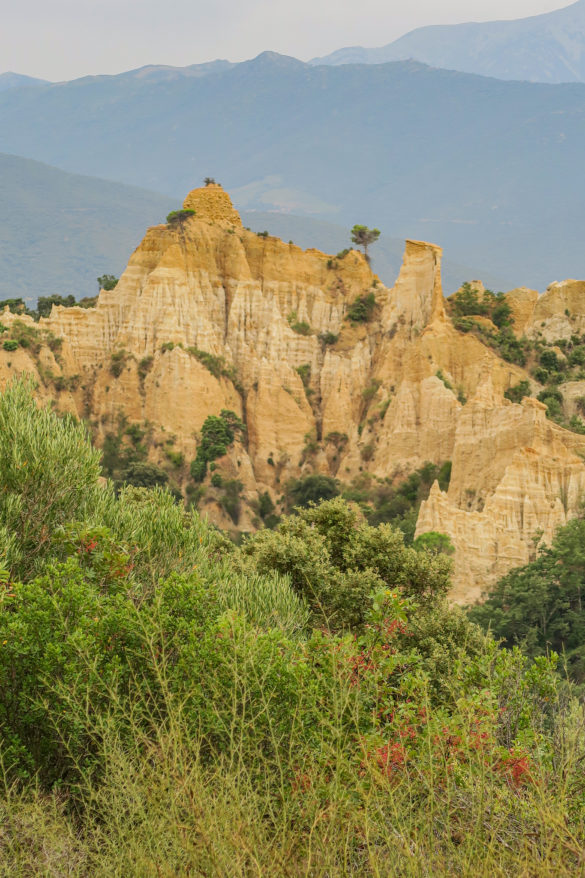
top-left (2, 183), bottom-right (584, 601)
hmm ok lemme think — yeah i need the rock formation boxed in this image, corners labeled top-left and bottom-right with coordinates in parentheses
top-left (1, 183), bottom-right (584, 601)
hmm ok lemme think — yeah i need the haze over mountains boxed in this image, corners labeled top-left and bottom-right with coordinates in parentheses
top-left (1, 52), bottom-right (584, 291)
top-left (0, 154), bottom-right (490, 303)
top-left (313, 0), bottom-right (585, 84)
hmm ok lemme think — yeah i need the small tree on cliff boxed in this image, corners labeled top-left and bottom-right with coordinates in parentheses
top-left (97, 274), bottom-right (118, 291)
top-left (350, 225), bottom-right (380, 264)
top-left (204, 177), bottom-right (217, 186)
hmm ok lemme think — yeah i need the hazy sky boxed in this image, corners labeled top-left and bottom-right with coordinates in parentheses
top-left (2, 0), bottom-right (570, 81)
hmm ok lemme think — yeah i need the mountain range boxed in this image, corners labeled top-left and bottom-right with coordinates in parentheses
top-left (312, 1), bottom-right (585, 84)
top-left (1, 53), bottom-right (584, 291)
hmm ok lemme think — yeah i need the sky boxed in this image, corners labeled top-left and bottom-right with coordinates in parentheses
top-left (2, 0), bottom-right (571, 81)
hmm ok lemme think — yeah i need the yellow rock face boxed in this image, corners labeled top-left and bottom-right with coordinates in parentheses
top-left (182, 184), bottom-right (243, 228)
top-left (2, 184), bottom-right (584, 602)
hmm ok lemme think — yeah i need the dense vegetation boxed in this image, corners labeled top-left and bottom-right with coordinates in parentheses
top-left (449, 283), bottom-right (585, 434)
top-left (0, 377), bottom-right (584, 874)
top-left (469, 514), bottom-right (585, 685)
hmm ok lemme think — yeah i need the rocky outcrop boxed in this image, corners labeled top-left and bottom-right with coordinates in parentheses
top-left (2, 183), bottom-right (585, 602)
top-left (417, 388), bottom-right (585, 602)
top-left (506, 280), bottom-right (585, 342)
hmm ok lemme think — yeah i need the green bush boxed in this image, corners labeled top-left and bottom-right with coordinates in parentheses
top-left (109, 349), bottom-right (128, 378)
top-left (469, 516), bottom-right (585, 682)
top-left (346, 292), bottom-right (376, 323)
top-left (505, 380), bottom-right (531, 403)
top-left (290, 321), bottom-right (312, 336)
top-left (121, 461), bottom-right (169, 488)
top-left (0, 378), bottom-right (104, 578)
top-left (286, 474), bottom-right (340, 509)
top-left (166, 209), bottom-right (196, 225)
top-left (413, 531), bottom-right (455, 556)
top-left (2, 339), bottom-right (18, 352)
top-left (190, 410), bottom-right (245, 483)
top-left (97, 274), bottom-right (119, 291)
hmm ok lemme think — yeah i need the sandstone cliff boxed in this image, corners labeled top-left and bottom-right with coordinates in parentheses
top-left (1, 184), bottom-right (584, 602)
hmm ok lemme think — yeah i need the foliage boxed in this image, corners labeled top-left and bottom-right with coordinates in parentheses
top-left (286, 474), bottom-right (340, 509)
top-left (469, 515), bottom-right (585, 682)
top-left (2, 339), bottom-right (18, 352)
top-left (413, 531), bottom-right (455, 555)
top-left (186, 346), bottom-right (239, 386)
top-left (0, 297), bottom-right (28, 315)
top-left (350, 224), bottom-right (380, 263)
top-left (449, 283), bottom-right (513, 328)
top-left (343, 462), bottom-right (452, 543)
top-left (109, 349), bottom-right (128, 377)
top-left (346, 292), bottom-right (376, 323)
top-left (36, 294), bottom-right (76, 317)
top-left (0, 378), bottom-right (104, 578)
top-left (319, 331), bottom-right (338, 345)
top-left (1, 378), bottom-right (585, 874)
top-left (121, 461), bottom-right (169, 489)
top-left (505, 380), bottom-right (531, 403)
top-left (203, 176), bottom-right (216, 186)
top-left (190, 410), bottom-right (245, 483)
top-left (241, 498), bottom-right (451, 630)
top-left (219, 478), bottom-right (243, 524)
top-left (166, 209), bottom-right (196, 225)
top-left (290, 320), bottom-right (311, 335)
top-left (295, 363), bottom-right (312, 395)
top-left (97, 274), bottom-right (119, 291)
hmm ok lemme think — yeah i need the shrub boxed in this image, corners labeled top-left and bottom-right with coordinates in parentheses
top-left (166, 209), bottom-right (196, 225)
top-left (505, 380), bottom-right (531, 403)
top-left (290, 321), bottom-right (312, 336)
top-left (2, 339), bottom-right (18, 352)
top-left (540, 348), bottom-right (561, 370)
top-left (0, 378), bottom-right (104, 578)
top-left (286, 475), bottom-right (340, 509)
top-left (295, 363), bottom-right (311, 392)
top-left (190, 410), bottom-right (245, 483)
top-left (319, 331), bottom-right (338, 346)
top-left (219, 479), bottom-right (243, 524)
top-left (109, 349), bottom-right (128, 378)
top-left (346, 292), bottom-right (376, 323)
top-left (0, 297), bottom-right (28, 315)
top-left (413, 531), bottom-right (455, 556)
top-left (121, 461), bottom-right (169, 488)
top-left (469, 516), bottom-right (585, 681)
top-left (97, 274), bottom-right (119, 291)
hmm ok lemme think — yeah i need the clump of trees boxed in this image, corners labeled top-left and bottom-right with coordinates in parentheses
top-left (469, 514), bottom-right (585, 683)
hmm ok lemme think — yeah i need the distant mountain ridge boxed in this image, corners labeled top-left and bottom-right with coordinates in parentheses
top-left (0, 72), bottom-right (49, 91)
top-left (0, 153), bottom-right (176, 301)
top-left (1, 52), bottom-right (584, 289)
top-left (311, 1), bottom-right (585, 83)
top-left (0, 153), bottom-right (488, 304)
